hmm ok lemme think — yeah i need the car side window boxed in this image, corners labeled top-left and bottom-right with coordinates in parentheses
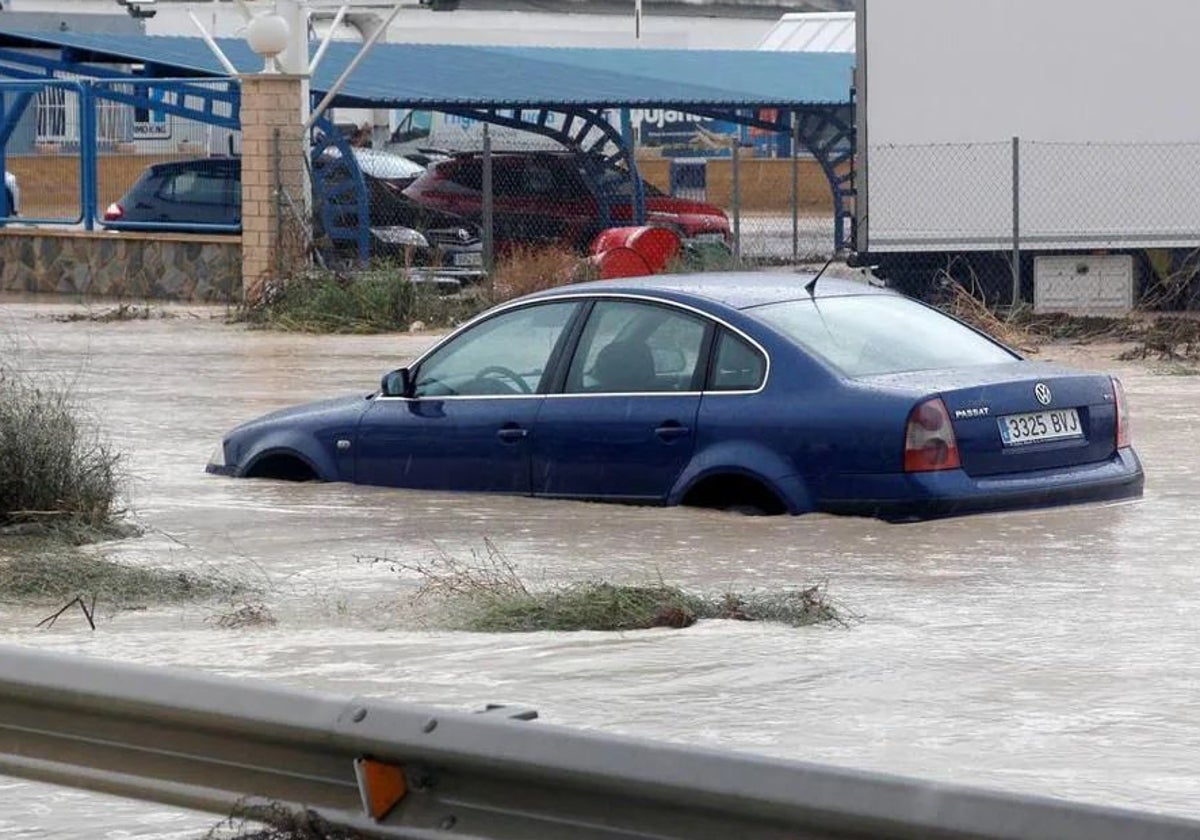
top-left (412, 302), bottom-right (578, 398)
top-left (708, 329), bottom-right (766, 391)
top-left (565, 300), bottom-right (708, 394)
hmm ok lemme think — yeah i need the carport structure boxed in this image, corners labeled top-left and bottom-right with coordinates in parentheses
top-left (0, 25), bottom-right (854, 291)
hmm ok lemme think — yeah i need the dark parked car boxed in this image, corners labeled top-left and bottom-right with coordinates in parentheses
top-left (206, 273), bottom-right (1144, 519)
top-left (103, 154), bottom-right (483, 279)
top-left (403, 150), bottom-right (731, 253)
top-left (313, 147), bottom-right (482, 275)
top-left (104, 157), bottom-right (241, 229)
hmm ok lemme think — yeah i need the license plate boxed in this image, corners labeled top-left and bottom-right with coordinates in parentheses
top-left (997, 408), bottom-right (1083, 446)
top-left (453, 251), bottom-right (483, 267)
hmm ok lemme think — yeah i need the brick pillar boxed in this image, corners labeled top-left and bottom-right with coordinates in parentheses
top-left (239, 74), bottom-right (308, 301)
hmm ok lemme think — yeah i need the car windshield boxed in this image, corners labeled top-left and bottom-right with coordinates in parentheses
top-left (749, 294), bottom-right (1018, 377)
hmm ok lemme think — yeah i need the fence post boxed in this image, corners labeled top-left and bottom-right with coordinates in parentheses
top-left (80, 82), bottom-right (97, 231)
top-left (791, 111), bottom-right (800, 264)
top-left (273, 128), bottom-right (283, 281)
top-left (0, 90), bottom-right (7, 220)
top-left (1011, 135), bottom-right (1020, 307)
top-left (731, 135), bottom-right (741, 263)
top-left (482, 124), bottom-right (494, 276)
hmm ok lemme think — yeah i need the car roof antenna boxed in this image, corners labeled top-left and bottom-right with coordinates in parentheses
top-left (804, 255), bottom-right (835, 299)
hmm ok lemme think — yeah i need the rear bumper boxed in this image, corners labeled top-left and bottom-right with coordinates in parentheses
top-left (819, 448), bottom-right (1144, 521)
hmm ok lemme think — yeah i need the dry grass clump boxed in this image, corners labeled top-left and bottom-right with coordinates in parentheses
top-left (933, 274), bottom-right (1036, 352)
top-left (0, 552), bottom-right (250, 609)
top-left (52, 303), bottom-right (176, 323)
top-left (209, 600), bottom-right (278, 629)
top-left (1115, 316), bottom-right (1200, 360)
top-left (0, 361), bottom-right (124, 531)
top-left (236, 264), bottom-right (485, 334)
top-left (206, 804), bottom-right (360, 840)
top-left (488, 244), bottom-right (593, 302)
top-left (374, 540), bottom-right (848, 633)
top-left (1009, 311), bottom-right (1140, 343)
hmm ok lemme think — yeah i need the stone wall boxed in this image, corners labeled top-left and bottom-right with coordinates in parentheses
top-left (0, 229), bottom-right (241, 301)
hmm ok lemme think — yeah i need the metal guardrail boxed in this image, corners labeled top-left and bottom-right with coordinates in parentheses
top-left (0, 644), bottom-right (1198, 840)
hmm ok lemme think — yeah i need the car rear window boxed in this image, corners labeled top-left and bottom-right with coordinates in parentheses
top-left (749, 295), bottom-right (1018, 377)
top-left (158, 170), bottom-right (232, 206)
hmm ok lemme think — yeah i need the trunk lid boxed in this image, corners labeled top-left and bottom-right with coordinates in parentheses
top-left (862, 362), bottom-right (1118, 477)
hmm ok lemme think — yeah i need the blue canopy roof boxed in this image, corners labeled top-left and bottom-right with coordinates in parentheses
top-left (0, 27), bottom-right (854, 109)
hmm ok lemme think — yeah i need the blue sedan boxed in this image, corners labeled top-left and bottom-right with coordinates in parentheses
top-left (206, 274), bottom-right (1144, 519)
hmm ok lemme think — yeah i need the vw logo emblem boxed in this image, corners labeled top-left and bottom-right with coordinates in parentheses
top-left (1034, 383), bottom-right (1052, 406)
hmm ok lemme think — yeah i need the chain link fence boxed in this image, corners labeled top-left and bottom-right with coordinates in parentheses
top-left (0, 78), bottom-right (240, 230)
top-left (309, 110), bottom-right (832, 287)
top-left (91, 79), bottom-right (240, 232)
top-left (863, 139), bottom-right (1200, 315)
top-left (5, 80), bottom-right (84, 223)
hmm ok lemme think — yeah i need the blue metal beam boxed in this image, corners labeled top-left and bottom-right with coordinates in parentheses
top-left (0, 89), bottom-right (32, 147)
top-left (0, 48), bottom-right (240, 130)
top-left (91, 82), bottom-right (240, 131)
top-left (310, 114), bottom-right (370, 264)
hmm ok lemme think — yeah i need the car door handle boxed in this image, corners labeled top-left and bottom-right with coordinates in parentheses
top-left (497, 425), bottom-right (528, 442)
top-left (655, 422), bottom-right (690, 441)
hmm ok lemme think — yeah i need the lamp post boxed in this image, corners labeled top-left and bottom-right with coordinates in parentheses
top-left (245, 12), bottom-right (290, 73)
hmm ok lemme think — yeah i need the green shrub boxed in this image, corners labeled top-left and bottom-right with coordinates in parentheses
top-left (0, 363), bottom-right (122, 529)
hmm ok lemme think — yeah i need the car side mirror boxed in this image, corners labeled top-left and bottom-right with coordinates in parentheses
top-left (381, 367), bottom-right (412, 398)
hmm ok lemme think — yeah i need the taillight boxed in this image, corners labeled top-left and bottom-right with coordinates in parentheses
top-left (103, 202), bottom-right (123, 221)
top-left (904, 397), bottom-right (962, 472)
top-left (1113, 376), bottom-right (1131, 448)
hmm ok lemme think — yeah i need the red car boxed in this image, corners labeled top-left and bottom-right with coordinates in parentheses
top-left (402, 150), bottom-right (731, 253)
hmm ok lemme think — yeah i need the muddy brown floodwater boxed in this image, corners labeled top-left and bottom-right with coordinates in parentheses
top-left (2, 295), bottom-right (1199, 837)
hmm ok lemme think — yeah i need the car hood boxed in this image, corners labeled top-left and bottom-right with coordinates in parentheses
top-left (227, 393), bottom-right (373, 438)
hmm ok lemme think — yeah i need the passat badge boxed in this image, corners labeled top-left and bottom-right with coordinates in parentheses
top-left (1034, 383), bottom-right (1052, 406)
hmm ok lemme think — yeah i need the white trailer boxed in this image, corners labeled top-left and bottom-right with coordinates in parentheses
top-left (852, 0), bottom-right (1200, 311)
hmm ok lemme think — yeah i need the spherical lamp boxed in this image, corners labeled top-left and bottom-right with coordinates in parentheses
top-left (246, 14), bottom-right (290, 73)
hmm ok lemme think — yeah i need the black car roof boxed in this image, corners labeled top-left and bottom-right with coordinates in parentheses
top-left (529, 272), bottom-right (892, 310)
top-left (146, 157), bottom-right (240, 176)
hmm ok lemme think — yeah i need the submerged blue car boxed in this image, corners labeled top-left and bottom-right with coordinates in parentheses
top-left (207, 273), bottom-right (1143, 519)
